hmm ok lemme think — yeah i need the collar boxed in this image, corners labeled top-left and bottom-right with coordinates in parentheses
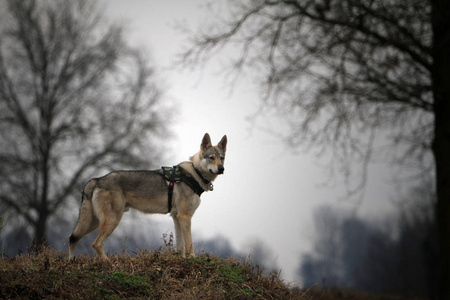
top-left (192, 163), bottom-right (214, 191)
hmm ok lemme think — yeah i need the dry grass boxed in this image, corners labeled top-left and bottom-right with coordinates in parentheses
top-left (0, 247), bottom-right (296, 299)
top-left (0, 246), bottom-right (426, 299)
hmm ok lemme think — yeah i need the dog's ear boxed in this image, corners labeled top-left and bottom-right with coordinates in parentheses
top-left (218, 135), bottom-right (227, 152)
top-left (201, 133), bottom-right (212, 151)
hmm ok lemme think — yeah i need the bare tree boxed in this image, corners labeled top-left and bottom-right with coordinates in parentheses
top-left (0, 0), bottom-right (169, 246)
top-left (180, 0), bottom-right (450, 298)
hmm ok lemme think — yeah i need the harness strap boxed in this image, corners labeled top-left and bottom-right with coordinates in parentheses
top-left (179, 174), bottom-right (205, 196)
top-left (167, 165), bottom-right (177, 213)
top-left (162, 165), bottom-right (205, 213)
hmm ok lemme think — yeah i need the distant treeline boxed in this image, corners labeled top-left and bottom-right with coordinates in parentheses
top-left (299, 187), bottom-right (437, 298)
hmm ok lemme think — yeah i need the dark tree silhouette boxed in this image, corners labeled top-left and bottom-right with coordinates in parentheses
top-left (0, 0), bottom-right (169, 246)
top-left (180, 1), bottom-right (449, 298)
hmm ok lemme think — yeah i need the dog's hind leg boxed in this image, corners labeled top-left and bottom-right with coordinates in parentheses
top-left (69, 195), bottom-right (99, 260)
top-left (91, 190), bottom-right (124, 260)
top-left (92, 218), bottom-right (121, 260)
top-left (172, 215), bottom-right (185, 256)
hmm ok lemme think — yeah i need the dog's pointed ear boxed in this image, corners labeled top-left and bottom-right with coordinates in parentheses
top-left (201, 133), bottom-right (212, 151)
top-left (218, 135), bottom-right (227, 152)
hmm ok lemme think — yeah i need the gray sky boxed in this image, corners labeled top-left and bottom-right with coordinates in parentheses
top-left (104, 0), bottom-right (399, 282)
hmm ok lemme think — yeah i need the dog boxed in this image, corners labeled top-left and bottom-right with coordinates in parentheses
top-left (68, 133), bottom-right (227, 260)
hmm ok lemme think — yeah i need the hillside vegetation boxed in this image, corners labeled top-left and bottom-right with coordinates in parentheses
top-left (0, 247), bottom-right (424, 299)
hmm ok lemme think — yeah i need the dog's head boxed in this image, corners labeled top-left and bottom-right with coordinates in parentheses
top-left (194, 133), bottom-right (227, 175)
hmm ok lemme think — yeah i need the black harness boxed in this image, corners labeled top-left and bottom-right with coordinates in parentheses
top-left (162, 165), bottom-right (210, 213)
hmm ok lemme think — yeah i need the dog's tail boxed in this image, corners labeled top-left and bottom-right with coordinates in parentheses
top-left (69, 179), bottom-right (98, 259)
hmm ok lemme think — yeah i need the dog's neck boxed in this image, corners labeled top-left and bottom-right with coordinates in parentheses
top-left (192, 164), bottom-right (211, 184)
top-left (189, 152), bottom-right (218, 183)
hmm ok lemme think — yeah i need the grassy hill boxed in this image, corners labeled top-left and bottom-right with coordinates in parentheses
top-left (0, 247), bottom-right (423, 299)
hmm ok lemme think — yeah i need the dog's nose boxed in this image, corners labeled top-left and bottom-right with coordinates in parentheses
top-left (218, 165), bottom-right (225, 174)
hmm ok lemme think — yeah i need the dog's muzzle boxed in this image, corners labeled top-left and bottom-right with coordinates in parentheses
top-left (209, 165), bottom-right (225, 174)
top-left (218, 165), bottom-right (225, 174)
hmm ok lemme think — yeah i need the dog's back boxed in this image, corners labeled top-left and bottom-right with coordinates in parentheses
top-left (96, 170), bottom-right (167, 198)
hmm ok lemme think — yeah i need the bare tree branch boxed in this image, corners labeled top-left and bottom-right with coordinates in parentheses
top-left (0, 0), bottom-right (171, 243)
top-left (180, 0), bottom-right (450, 297)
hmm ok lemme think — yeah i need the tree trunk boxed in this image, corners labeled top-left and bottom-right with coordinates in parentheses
top-left (431, 1), bottom-right (450, 299)
top-left (34, 210), bottom-right (48, 246)
top-left (433, 114), bottom-right (450, 300)
top-left (36, 135), bottom-right (51, 247)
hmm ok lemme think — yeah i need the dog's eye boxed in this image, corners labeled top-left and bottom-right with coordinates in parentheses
top-left (220, 156), bottom-right (224, 160)
top-left (209, 156), bottom-right (215, 160)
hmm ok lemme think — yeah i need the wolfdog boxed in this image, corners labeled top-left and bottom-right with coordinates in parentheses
top-left (69, 133), bottom-right (227, 260)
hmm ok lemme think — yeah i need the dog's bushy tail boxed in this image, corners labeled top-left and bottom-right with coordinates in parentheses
top-left (69, 179), bottom-right (98, 259)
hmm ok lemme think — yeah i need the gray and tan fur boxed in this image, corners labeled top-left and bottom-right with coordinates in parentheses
top-left (69, 133), bottom-right (227, 260)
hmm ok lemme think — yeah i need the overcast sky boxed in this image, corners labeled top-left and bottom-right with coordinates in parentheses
top-left (103, 0), bottom-right (400, 282)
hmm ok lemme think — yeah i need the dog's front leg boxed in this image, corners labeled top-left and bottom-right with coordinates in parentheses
top-left (172, 215), bottom-right (185, 256)
top-left (177, 214), bottom-right (195, 257)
